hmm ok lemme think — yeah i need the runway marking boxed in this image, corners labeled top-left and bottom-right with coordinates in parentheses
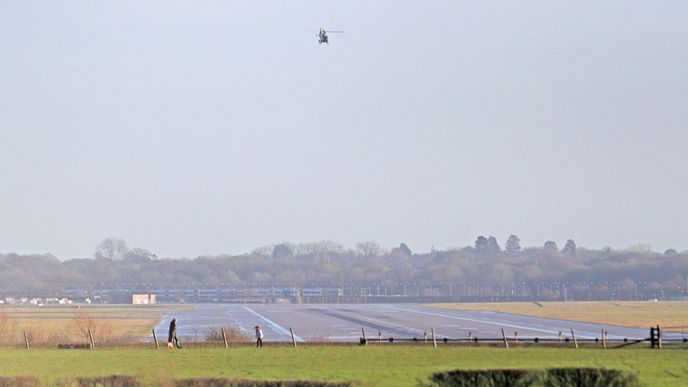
top-left (336, 308), bottom-right (426, 336)
top-left (243, 306), bottom-right (304, 342)
top-left (386, 306), bottom-right (598, 339)
top-left (225, 310), bottom-right (251, 333)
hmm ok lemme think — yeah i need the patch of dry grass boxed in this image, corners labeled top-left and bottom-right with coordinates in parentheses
top-left (0, 305), bottom-right (192, 346)
top-left (431, 301), bottom-right (688, 331)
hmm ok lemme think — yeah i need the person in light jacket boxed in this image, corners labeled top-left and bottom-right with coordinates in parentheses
top-left (255, 325), bottom-right (263, 348)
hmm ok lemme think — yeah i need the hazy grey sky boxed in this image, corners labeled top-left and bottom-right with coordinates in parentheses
top-left (1, 1), bottom-right (687, 259)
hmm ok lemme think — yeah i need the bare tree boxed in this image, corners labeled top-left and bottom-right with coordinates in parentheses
top-left (295, 241), bottom-right (346, 255)
top-left (356, 241), bottom-right (382, 257)
top-left (627, 243), bottom-right (652, 254)
top-left (94, 238), bottom-right (130, 261)
top-left (73, 309), bottom-right (113, 343)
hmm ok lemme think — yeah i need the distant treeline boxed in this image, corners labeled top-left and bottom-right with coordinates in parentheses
top-left (0, 237), bottom-right (686, 301)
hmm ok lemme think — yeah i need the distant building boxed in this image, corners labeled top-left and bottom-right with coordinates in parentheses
top-left (132, 294), bottom-right (156, 305)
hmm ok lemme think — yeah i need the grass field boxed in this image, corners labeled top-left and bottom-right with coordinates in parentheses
top-left (431, 301), bottom-right (688, 331)
top-left (0, 346), bottom-right (686, 386)
top-left (0, 305), bottom-right (192, 344)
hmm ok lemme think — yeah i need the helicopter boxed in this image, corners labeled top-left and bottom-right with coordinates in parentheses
top-left (317, 28), bottom-right (343, 45)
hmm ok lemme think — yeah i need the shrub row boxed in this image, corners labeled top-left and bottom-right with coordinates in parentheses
top-left (428, 368), bottom-right (640, 387)
top-left (0, 376), bottom-right (351, 387)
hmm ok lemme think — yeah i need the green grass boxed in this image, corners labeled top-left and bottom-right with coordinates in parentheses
top-left (0, 346), bottom-right (686, 386)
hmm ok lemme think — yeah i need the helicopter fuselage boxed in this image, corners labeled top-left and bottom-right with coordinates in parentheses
top-left (318, 30), bottom-right (329, 44)
top-left (317, 28), bottom-right (342, 45)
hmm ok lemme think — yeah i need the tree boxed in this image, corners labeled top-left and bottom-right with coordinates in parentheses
top-left (505, 235), bottom-right (521, 253)
top-left (544, 240), bottom-right (558, 252)
top-left (94, 238), bottom-right (130, 261)
top-left (627, 244), bottom-right (652, 254)
top-left (272, 244), bottom-right (293, 259)
top-left (124, 248), bottom-right (157, 261)
top-left (563, 239), bottom-right (576, 257)
top-left (73, 309), bottom-right (113, 342)
top-left (664, 248), bottom-right (677, 256)
top-left (475, 236), bottom-right (488, 251)
top-left (391, 243), bottom-right (412, 256)
top-left (295, 241), bottom-right (345, 255)
top-left (486, 236), bottom-right (501, 253)
top-left (356, 241), bottom-right (382, 257)
top-left (221, 269), bottom-right (242, 285)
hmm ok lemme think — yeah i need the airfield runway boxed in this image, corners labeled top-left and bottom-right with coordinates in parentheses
top-left (153, 304), bottom-right (682, 343)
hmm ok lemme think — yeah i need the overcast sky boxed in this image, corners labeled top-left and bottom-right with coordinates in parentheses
top-left (1, 1), bottom-right (687, 259)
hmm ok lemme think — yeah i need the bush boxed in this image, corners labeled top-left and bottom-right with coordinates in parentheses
top-left (427, 368), bottom-right (641, 387)
top-left (61, 375), bottom-right (140, 387)
top-left (429, 369), bottom-right (542, 387)
top-left (0, 376), bottom-right (39, 387)
top-left (545, 368), bottom-right (640, 387)
top-left (174, 379), bottom-right (351, 387)
top-left (205, 327), bottom-right (251, 343)
top-left (73, 310), bottom-right (114, 344)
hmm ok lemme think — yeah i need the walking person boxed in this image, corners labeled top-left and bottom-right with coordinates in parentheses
top-left (255, 325), bottom-right (263, 348)
top-left (168, 318), bottom-right (182, 349)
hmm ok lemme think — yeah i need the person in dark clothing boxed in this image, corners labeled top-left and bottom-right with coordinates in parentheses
top-left (255, 325), bottom-right (263, 348)
top-left (168, 318), bottom-right (182, 349)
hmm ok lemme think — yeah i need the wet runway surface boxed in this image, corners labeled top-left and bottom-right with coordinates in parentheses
top-left (154, 304), bottom-right (682, 343)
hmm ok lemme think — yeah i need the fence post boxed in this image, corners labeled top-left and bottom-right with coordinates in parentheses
top-left (23, 330), bottom-right (29, 350)
top-left (289, 327), bottom-right (297, 348)
top-left (361, 327), bottom-right (367, 346)
top-left (378, 331), bottom-right (382, 343)
top-left (604, 330), bottom-right (608, 348)
top-left (221, 327), bottom-right (228, 349)
top-left (423, 331), bottom-right (427, 343)
top-left (152, 329), bottom-right (159, 349)
top-left (558, 331), bottom-right (563, 343)
top-left (657, 325), bottom-right (662, 349)
top-left (501, 328), bottom-right (509, 349)
top-left (570, 329), bottom-right (578, 349)
top-left (88, 328), bottom-right (95, 350)
top-left (600, 329), bottom-right (605, 349)
top-left (431, 328), bottom-right (437, 348)
top-left (468, 331), bottom-right (472, 344)
top-left (514, 331), bottom-right (518, 344)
